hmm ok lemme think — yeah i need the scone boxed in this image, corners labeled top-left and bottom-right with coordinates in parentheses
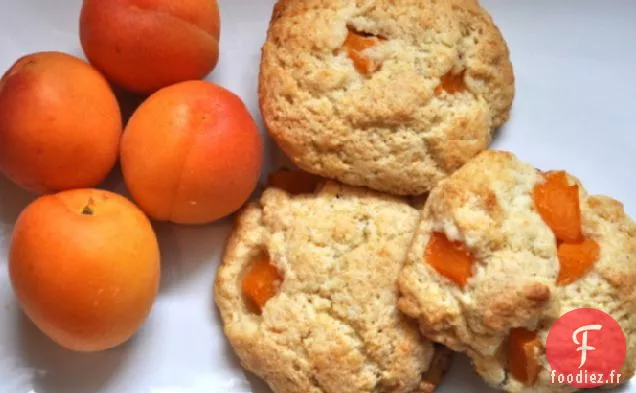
top-left (259, 0), bottom-right (515, 196)
top-left (215, 176), bottom-right (451, 393)
top-left (398, 151), bottom-right (636, 393)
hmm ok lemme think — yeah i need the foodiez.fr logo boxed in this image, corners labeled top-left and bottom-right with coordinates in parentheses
top-left (546, 308), bottom-right (626, 388)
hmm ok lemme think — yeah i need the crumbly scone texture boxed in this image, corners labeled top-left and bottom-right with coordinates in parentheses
top-left (215, 181), bottom-right (451, 393)
top-left (259, 0), bottom-right (515, 196)
top-left (398, 150), bottom-right (636, 393)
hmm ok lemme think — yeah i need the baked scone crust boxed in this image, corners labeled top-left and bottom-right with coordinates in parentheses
top-left (259, 0), bottom-right (515, 195)
top-left (398, 151), bottom-right (636, 393)
top-left (215, 181), bottom-right (451, 393)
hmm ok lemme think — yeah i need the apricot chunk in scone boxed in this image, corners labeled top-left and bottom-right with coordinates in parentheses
top-left (508, 328), bottom-right (540, 385)
top-left (267, 170), bottom-right (321, 195)
top-left (556, 238), bottom-right (600, 286)
top-left (344, 28), bottom-right (384, 75)
top-left (435, 70), bottom-right (467, 95)
top-left (242, 254), bottom-right (283, 314)
top-left (425, 232), bottom-right (474, 288)
top-left (533, 171), bottom-right (583, 243)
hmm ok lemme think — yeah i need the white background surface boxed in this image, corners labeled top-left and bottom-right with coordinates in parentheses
top-left (0, 0), bottom-right (634, 392)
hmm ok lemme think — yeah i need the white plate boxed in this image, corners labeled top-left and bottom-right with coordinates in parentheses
top-left (0, 0), bottom-right (634, 392)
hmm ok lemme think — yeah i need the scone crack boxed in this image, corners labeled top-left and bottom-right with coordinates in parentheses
top-left (307, 373), bottom-right (327, 393)
top-left (306, 292), bottom-right (383, 392)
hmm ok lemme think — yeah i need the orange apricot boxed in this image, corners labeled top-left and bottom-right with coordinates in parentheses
top-left (557, 238), bottom-right (600, 286)
top-left (508, 328), bottom-right (540, 385)
top-left (9, 189), bottom-right (160, 352)
top-left (533, 171), bottom-right (583, 243)
top-left (344, 28), bottom-right (384, 75)
top-left (80, 0), bottom-right (220, 93)
top-left (242, 254), bottom-right (282, 314)
top-left (0, 52), bottom-right (122, 193)
top-left (120, 80), bottom-right (263, 225)
top-left (267, 170), bottom-right (321, 195)
top-left (425, 232), bottom-right (474, 288)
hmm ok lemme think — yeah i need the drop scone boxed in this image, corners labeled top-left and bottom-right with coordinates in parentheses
top-left (398, 151), bottom-right (636, 393)
top-left (215, 173), bottom-right (452, 393)
top-left (259, 0), bottom-right (514, 196)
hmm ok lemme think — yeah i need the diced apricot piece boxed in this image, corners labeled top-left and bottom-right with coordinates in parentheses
top-left (557, 237), bottom-right (600, 286)
top-left (508, 328), bottom-right (541, 385)
top-left (425, 232), bottom-right (474, 288)
top-left (435, 70), bottom-right (466, 95)
top-left (242, 254), bottom-right (282, 314)
top-left (267, 170), bottom-right (321, 195)
top-left (344, 28), bottom-right (384, 75)
top-left (533, 171), bottom-right (583, 243)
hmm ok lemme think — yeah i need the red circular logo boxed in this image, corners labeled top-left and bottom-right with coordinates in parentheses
top-left (546, 308), bottom-right (626, 388)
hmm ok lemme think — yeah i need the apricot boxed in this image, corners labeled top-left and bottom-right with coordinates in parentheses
top-left (9, 189), bottom-right (160, 352)
top-left (425, 232), bottom-right (474, 288)
top-left (242, 254), bottom-right (283, 314)
top-left (533, 171), bottom-right (582, 243)
top-left (267, 170), bottom-right (321, 195)
top-left (0, 52), bottom-right (122, 194)
top-left (344, 28), bottom-right (384, 75)
top-left (508, 328), bottom-right (540, 385)
top-left (121, 80), bottom-right (263, 225)
top-left (435, 70), bottom-right (467, 95)
top-left (557, 238), bottom-right (600, 285)
top-left (80, 0), bottom-right (220, 94)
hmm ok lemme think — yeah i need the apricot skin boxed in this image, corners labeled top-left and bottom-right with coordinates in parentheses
top-left (0, 52), bottom-right (122, 194)
top-left (9, 189), bottom-right (160, 352)
top-left (120, 81), bottom-right (263, 225)
top-left (80, 0), bottom-right (220, 94)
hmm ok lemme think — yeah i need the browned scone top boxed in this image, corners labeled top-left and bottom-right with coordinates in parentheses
top-left (215, 179), bottom-right (451, 393)
top-left (398, 151), bottom-right (636, 393)
top-left (259, 0), bottom-right (515, 195)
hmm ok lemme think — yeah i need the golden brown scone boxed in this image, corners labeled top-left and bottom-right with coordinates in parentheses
top-left (259, 0), bottom-right (515, 196)
top-left (398, 151), bottom-right (636, 393)
top-left (215, 180), bottom-right (451, 393)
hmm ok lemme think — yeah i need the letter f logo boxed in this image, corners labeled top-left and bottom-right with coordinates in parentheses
top-left (573, 324), bottom-right (602, 368)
